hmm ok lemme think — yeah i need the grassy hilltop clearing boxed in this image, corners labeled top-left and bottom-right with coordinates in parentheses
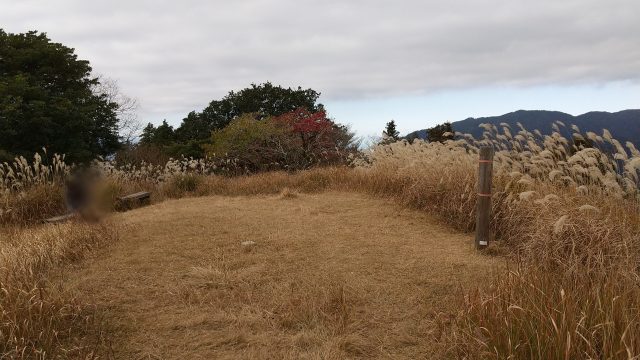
top-left (3, 122), bottom-right (640, 358)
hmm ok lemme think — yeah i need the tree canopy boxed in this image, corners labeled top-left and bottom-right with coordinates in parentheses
top-left (133, 83), bottom-right (327, 162)
top-left (204, 108), bottom-right (357, 171)
top-left (427, 122), bottom-right (454, 143)
top-left (0, 30), bottom-right (121, 162)
top-left (176, 82), bottom-right (322, 141)
top-left (140, 120), bottom-right (176, 146)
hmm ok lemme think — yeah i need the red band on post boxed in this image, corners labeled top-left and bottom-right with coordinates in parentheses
top-left (478, 160), bottom-right (493, 163)
top-left (477, 193), bottom-right (492, 197)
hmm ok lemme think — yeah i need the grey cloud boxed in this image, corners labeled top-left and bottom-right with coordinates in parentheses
top-left (2, 0), bottom-right (639, 121)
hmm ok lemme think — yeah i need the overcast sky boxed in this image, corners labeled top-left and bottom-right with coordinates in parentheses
top-left (2, 0), bottom-right (639, 137)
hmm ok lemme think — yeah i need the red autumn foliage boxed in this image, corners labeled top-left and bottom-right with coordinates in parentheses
top-left (207, 108), bottom-right (357, 172)
top-left (274, 107), bottom-right (332, 133)
top-left (273, 107), bottom-right (350, 155)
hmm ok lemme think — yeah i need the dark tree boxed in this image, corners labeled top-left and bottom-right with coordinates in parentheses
top-left (153, 120), bottom-right (176, 145)
top-left (137, 120), bottom-right (204, 160)
top-left (427, 122), bottom-right (454, 143)
top-left (140, 123), bottom-right (157, 145)
top-left (382, 120), bottom-right (400, 143)
top-left (175, 111), bottom-right (210, 142)
top-left (139, 120), bottom-right (175, 146)
top-left (0, 30), bottom-right (120, 162)
top-left (178, 82), bottom-right (322, 139)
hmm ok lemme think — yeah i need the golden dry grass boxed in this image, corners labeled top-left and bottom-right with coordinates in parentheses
top-left (0, 222), bottom-right (116, 358)
top-left (5, 122), bottom-right (640, 358)
top-left (64, 192), bottom-right (499, 359)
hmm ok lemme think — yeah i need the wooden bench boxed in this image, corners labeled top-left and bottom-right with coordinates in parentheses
top-left (42, 191), bottom-right (150, 223)
top-left (43, 212), bottom-right (77, 224)
top-left (116, 191), bottom-right (151, 210)
top-left (42, 191), bottom-right (151, 223)
top-left (117, 191), bottom-right (151, 202)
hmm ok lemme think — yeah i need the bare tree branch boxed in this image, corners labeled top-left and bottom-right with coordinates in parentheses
top-left (93, 75), bottom-right (142, 144)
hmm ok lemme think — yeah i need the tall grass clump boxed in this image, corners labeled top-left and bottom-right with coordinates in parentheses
top-left (353, 122), bottom-right (640, 358)
top-left (0, 152), bottom-right (239, 223)
top-left (0, 151), bottom-right (70, 192)
top-left (0, 152), bottom-right (71, 224)
top-left (0, 222), bottom-right (116, 358)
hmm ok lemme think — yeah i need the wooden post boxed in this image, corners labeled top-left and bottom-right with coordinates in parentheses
top-left (475, 146), bottom-right (494, 250)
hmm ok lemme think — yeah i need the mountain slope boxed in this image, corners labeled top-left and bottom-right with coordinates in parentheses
top-left (407, 110), bottom-right (640, 144)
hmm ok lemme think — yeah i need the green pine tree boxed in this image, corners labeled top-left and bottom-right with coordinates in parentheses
top-left (382, 120), bottom-right (400, 144)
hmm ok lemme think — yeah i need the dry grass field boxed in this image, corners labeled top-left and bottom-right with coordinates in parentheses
top-left (63, 192), bottom-right (498, 359)
top-left (4, 123), bottom-right (640, 358)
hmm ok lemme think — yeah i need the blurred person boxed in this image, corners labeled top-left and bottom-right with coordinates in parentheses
top-left (65, 168), bottom-right (101, 221)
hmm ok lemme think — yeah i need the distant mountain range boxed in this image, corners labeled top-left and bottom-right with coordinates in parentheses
top-left (406, 110), bottom-right (640, 145)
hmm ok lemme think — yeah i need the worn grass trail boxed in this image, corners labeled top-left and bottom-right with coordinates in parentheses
top-left (65, 192), bottom-right (498, 359)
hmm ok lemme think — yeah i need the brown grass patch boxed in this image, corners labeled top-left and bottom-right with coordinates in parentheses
top-left (0, 222), bottom-right (117, 358)
top-left (0, 184), bottom-right (66, 225)
top-left (278, 187), bottom-right (299, 199)
top-left (64, 192), bottom-right (497, 358)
